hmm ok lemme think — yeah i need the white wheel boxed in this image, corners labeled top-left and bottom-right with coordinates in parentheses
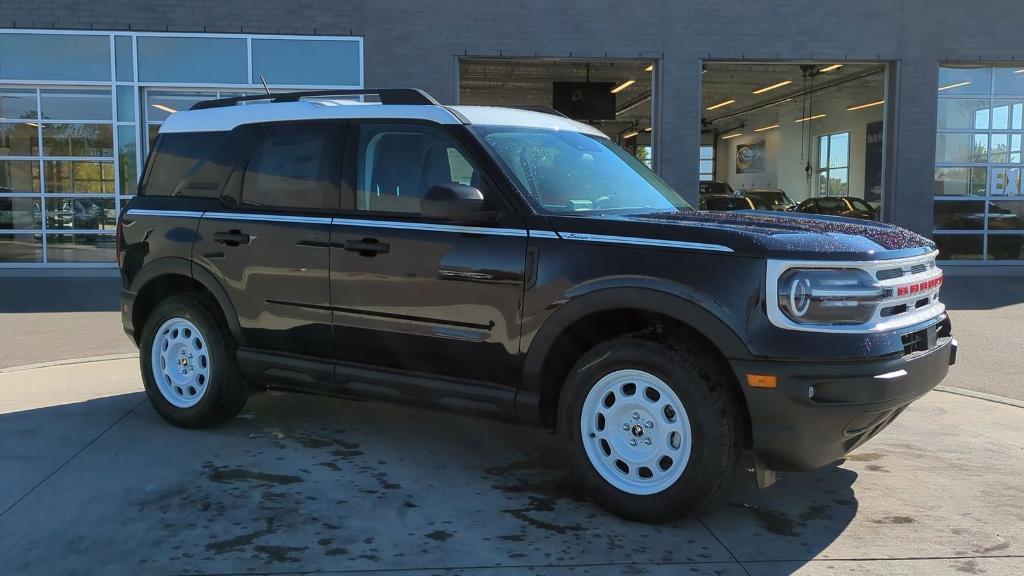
top-left (150, 317), bottom-right (211, 408)
top-left (579, 369), bottom-right (693, 496)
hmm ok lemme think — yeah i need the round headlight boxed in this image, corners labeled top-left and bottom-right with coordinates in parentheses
top-left (778, 268), bottom-right (883, 325)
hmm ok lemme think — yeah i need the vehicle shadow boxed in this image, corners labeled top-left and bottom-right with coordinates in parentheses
top-left (0, 387), bottom-right (858, 575)
top-left (0, 276), bottom-right (122, 313)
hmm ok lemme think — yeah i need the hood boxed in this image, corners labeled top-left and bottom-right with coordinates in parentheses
top-left (550, 210), bottom-right (935, 261)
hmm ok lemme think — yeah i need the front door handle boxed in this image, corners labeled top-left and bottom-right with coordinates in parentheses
top-left (213, 230), bottom-right (252, 247)
top-left (343, 238), bottom-right (389, 257)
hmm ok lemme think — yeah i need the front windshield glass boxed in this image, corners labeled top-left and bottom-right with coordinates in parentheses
top-left (470, 126), bottom-right (691, 215)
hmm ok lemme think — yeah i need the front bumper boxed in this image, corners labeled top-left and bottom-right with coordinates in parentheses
top-left (730, 323), bottom-right (956, 471)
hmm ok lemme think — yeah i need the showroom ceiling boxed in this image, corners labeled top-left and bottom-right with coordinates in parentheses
top-left (459, 59), bottom-right (654, 138)
top-left (701, 62), bottom-right (887, 133)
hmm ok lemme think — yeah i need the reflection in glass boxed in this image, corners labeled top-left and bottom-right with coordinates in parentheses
top-left (0, 89), bottom-right (39, 120)
top-left (40, 89), bottom-right (112, 121)
top-left (938, 67), bottom-right (991, 95)
top-left (994, 68), bottom-right (1024, 96)
top-left (935, 133), bottom-right (989, 163)
top-left (0, 123), bottom-right (40, 156)
top-left (251, 39), bottom-right (361, 86)
top-left (42, 124), bottom-right (114, 157)
top-left (115, 36), bottom-right (133, 82)
top-left (0, 34), bottom-right (110, 82)
top-left (828, 132), bottom-right (849, 169)
top-left (991, 134), bottom-right (1009, 163)
top-left (933, 234), bottom-right (984, 260)
top-left (0, 160), bottom-right (40, 194)
top-left (933, 200), bottom-right (987, 230)
top-left (144, 91), bottom-right (218, 122)
top-left (933, 167), bottom-right (987, 196)
top-left (45, 233), bottom-right (116, 263)
top-left (0, 196), bottom-right (41, 230)
top-left (936, 99), bottom-right (990, 129)
top-left (116, 86), bottom-right (136, 123)
top-left (0, 233), bottom-right (42, 262)
top-left (118, 126), bottom-right (138, 195)
top-left (43, 161), bottom-right (115, 193)
top-left (988, 201), bottom-right (1024, 230)
top-left (45, 197), bottom-right (116, 230)
top-left (137, 36), bottom-right (247, 84)
top-left (988, 235), bottom-right (1024, 259)
top-left (990, 167), bottom-right (1022, 196)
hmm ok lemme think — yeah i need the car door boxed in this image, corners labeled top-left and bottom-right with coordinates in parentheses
top-left (193, 121), bottom-right (343, 361)
top-left (329, 120), bottom-right (527, 394)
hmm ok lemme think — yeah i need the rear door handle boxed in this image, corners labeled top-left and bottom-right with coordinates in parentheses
top-left (213, 230), bottom-right (252, 247)
top-left (343, 238), bottom-right (389, 257)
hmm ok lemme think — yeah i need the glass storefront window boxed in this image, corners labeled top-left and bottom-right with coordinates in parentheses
top-left (41, 124), bottom-right (114, 157)
top-left (0, 160), bottom-right (40, 194)
top-left (0, 34), bottom-right (110, 81)
top-left (138, 36), bottom-right (248, 84)
top-left (252, 39), bottom-right (361, 86)
top-left (0, 31), bottom-right (362, 265)
top-left (40, 89), bottom-right (112, 121)
top-left (43, 161), bottom-right (115, 194)
top-left (0, 233), bottom-right (42, 262)
top-left (936, 65), bottom-right (1024, 261)
top-left (0, 124), bottom-right (40, 157)
top-left (0, 89), bottom-right (39, 120)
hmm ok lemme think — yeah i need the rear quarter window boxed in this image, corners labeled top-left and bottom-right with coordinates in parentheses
top-left (141, 130), bottom-right (233, 197)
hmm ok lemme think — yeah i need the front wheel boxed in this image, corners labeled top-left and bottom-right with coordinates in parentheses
top-left (558, 337), bottom-right (741, 522)
top-left (139, 294), bottom-right (248, 428)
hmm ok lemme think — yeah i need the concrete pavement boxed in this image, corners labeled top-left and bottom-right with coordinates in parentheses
top-left (0, 357), bottom-right (1021, 575)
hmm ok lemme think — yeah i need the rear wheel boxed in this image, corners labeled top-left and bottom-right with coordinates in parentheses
top-left (140, 294), bottom-right (247, 428)
top-left (558, 337), bottom-right (741, 522)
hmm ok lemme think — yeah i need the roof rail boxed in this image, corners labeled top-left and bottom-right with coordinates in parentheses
top-left (510, 105), bottom-right (569, 118)
top-left (190, 88), bottom-right (440, 111)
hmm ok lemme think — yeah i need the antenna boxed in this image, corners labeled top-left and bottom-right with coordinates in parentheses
top-left (259, 74), bottom-right (271, 95)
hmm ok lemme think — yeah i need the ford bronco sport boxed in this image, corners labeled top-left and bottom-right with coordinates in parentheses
top-left (118, 88), bottom-right (956, 522)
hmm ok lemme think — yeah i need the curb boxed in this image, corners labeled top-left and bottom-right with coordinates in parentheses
top-left (0, 353), bottom-right (139, 375)
top-left (935, 385), bottom-right (1024, 409)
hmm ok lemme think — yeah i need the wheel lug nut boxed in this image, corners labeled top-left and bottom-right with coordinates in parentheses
top-left (632, 412), bottom-right (639, 420)
top-left (629, 439), bottom-right (638, 447)
top-left (646, 420), bottom-right (654, 429)
top-left (622, 424), bottom-right (630, 431)
top-left (644, 438), bottom-right (653, 445)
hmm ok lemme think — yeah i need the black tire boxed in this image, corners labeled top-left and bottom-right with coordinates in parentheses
top-left (139, 294), bottom-right (248, 429)
top-left (558, 336), bottom-right (741, 523)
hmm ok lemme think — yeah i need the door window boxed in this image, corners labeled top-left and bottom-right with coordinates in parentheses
top-left (356, 123), bottom-right (482, 215)
top-left (241, 123), bottom-right (338, 210)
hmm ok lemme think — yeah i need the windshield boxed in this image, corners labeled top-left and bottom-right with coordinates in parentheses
top-left (848, 198), bottom-right (875, 212)
top-left (470, 126), bottom-right (691, 215)
top-left (748, 190), bottom-right (794, 207)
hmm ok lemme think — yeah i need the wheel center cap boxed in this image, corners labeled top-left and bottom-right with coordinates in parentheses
top-left (630, 424), bottom-right (645, 438)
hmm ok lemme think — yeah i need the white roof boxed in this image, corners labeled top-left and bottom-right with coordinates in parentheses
top-left (159, 99), bottom-right (607, 138)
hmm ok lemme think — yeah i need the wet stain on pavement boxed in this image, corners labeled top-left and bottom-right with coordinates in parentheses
top-left (955, 559), bottom-right (986, 574)
top-left (205, 518), bottom-right (278, 553)
top-left (973, 540), bottom-right (1010, 554)
top-left (845, 452), bottom-right (885, 462)
top-left (205, 467), bottom-right (303, 486)
top-left (424, 530), bottom-right (453, 541)
top-left (484, 454), bottom-right (588, 534)
top-left (732, 503), bottom-right (802, 536)
top-left (253, 544), bottom-right (307, 564)
top-left (865, 464), bottom-right (890, 473)
top-left (873, 515), bottom-right (915, 524)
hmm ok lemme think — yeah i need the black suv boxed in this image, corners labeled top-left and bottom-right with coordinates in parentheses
top-left (118, 89), bottom-right (956, 522)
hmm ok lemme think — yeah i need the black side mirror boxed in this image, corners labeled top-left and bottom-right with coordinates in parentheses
top-left (421, 183), bottom-right (495, 223)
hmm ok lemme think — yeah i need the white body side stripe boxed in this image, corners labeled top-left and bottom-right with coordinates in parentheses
top-left (124, 209), bottom-right (735, 253)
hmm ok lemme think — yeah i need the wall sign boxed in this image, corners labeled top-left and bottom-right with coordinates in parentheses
top-left (864, 121), bottom-right (884, 202)
top-left (736, 140), bottom-right (765, 174)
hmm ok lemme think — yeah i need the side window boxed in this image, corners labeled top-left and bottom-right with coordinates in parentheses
top-left (241, 123), bottom-right (338, 211)
top-left (142, 131), bottom-right (225, 197)
top-left (356, 123), bottom-right (483, 215)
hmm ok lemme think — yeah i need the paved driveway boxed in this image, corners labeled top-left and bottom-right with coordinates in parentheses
top-left (0, 358), bottom-right (1021, 575)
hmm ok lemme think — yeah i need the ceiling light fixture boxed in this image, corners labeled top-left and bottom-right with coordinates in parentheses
top-left (706, 99), bottom-right (736, 111)
top-left (754, 124), bottom-right (780, 132)
top-left (938, 80), bottom-right (971, 91)
top-left (644, 64), bottom-right (654, 72)
top-left (752, 80), bottom-right (793, 94)
top-left (643, 127), bottom-right (652, 132)
top-left (611, 80), bottom-right (636, 94)
top-left (846, 99), bottom-right (885, 111)
top-left (25, 122), bottom-right (40, 127)
top-left (721, 132), bottom-right (743, 140)
top-left (622, 130), bottom-right (640, 139)
top-left (819, 64), bottom-right (843, 73)
top-left (794, 113), bottom-right (827, 123)
top-left (151, 103), bottom-right (178, 114)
